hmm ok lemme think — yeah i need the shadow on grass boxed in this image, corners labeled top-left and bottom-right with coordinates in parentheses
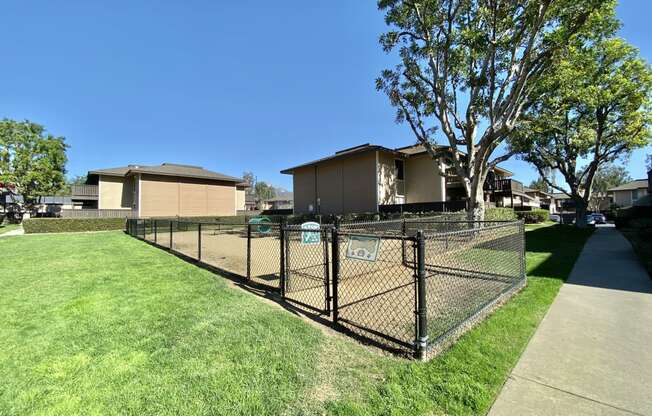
top-left (525, 224), bottom-right (594, 281)
top-left (131, 233), bottom-right (413, 357)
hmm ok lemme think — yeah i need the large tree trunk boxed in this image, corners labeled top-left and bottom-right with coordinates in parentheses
top-left (574, 198), bottom-right (589, 228)
top-left (466, 179), bottom-right (486, 221)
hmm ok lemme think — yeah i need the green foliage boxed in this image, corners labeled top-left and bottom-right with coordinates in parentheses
top-left (590, 163), bottom-right (632, 210)
top-left (254, 181), bottom-right (275, 204)
top-left (58, 175), bottom-right (88, 195)
top-left (0, 232), bottom-right (323, 415)
top-left (618, 216), bottom-right (652, 278)
top-left (516, 209), bottom-right (549, 224)
top-left (529, 177), bottom-right (550, 193)
top-left (23, 218), bottom-right (125, 234)
top-left (510, 28), bottom-right (652, 226)
top-left (485, 207), bottom-right (517, 221)
top-left (0, 119), bottom-right (68, 208)
top-left (1, 223), bottom-right (593, 415)
top-left (376, 0), bottom-right (613, 219)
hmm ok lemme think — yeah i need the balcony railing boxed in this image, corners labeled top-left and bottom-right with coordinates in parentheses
top-left (71, 185), bottom-right (98, 197)
top-left (61, 209), bottom-right (135, 218)
top-left (484, 179), bottom-right (524, 193)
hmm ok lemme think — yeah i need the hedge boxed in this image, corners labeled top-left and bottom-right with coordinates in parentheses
top-left (485, 207), bottom-right (517, 221)
top-left (23, 218), bottom-right (126, 234)
top-left (516, 209), bottom-right (549, 224)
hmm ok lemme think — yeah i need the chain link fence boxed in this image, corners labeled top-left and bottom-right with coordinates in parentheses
top-left (125, 215), bottom-right (525, 359)
top-left (284, 225), bottom-right (331, 314)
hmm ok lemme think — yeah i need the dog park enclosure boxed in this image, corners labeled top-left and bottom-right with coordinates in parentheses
top-left (127, 216), bottom-right (525, 358)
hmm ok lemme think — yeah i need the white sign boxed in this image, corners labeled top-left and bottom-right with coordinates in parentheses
top-left (301, 221), bottom-right (321, 245)
top-left (346, 235), bottom-right (381, 262)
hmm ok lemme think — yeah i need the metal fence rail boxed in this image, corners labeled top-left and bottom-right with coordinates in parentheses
top-left (125, 216), bottom-right (525, 360)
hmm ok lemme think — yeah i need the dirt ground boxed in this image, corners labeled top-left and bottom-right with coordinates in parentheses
top-left (145, 228), bottom-right (282, 286)
top-left (141, 223), bottom-right (523, 354)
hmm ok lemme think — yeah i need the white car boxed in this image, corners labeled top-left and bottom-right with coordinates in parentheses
top-left (549, 214), bottom-right (561, 222)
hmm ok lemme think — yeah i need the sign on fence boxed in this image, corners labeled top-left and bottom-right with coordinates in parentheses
top-left (250, 216), bottom-right (272, 233)
top-left (346, 234), bottom-right (381, 261)
top-left (301, 222), bottom-right (321, 245)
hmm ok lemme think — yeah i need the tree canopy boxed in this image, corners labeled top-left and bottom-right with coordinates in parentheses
top-left (376, 0), bottom-right (613, 219)
top-left (528, 177), bottom-right (550, 193)
top-left (510, 31), bottom-right (652, 225)
top-left (254, 181), bottom-right (275, 204)
top-left (0, 119), bottom-right (68, 209)
top-left (589, 163), bottom-right (631, 210)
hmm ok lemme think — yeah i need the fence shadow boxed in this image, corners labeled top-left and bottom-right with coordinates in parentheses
top-left (125, 216), bottom-right (526, 361)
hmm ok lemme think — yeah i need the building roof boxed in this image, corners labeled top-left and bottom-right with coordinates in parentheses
top-left (607, 179), bottom-right (648, 192)
top-left (280, 142), bottom-right (513, 176)
top-left (523, 186), bottom-right (552, 197)
top-left (89, 163), bottom-right (244, 183)
top-left (265, 196), bottom-right (294, 203)
top-left (552, 192), bottom-right (571, 200)
top-left (280, 143), bottom-right (400, 174)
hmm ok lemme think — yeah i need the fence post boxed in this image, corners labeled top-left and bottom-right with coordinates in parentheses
top-left (415, 230), bottom-right (428, 360)
top-left (246, 223), bottom-right (251, 280)
top-left (279, 219), bottom-right (285, 295)
top-left (331, 225), bottom-right (340, 325)
top-left (198, 223), bottom-right (202, 261)
top-left (323, 227), bottom-right (331, 313)
top-left (401, 218), bottom-right (407, 264)
top-left (169, 220), bottom-right (173, 249)
top-left (154, 220), bottom-right (157, 244)
top-left (519, 220), bottom-right (526, 280)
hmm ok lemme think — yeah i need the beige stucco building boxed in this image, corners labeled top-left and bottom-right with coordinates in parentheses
top-left (281, 143), bottom-right (514, 215)
top-left (75, 163), bottom-right (246, 217)
top-left (608, 179), bottom-right (649, 208)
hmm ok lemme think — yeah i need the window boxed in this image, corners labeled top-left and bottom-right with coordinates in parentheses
top-left (394, 159), bottom-right (405, 180)
top-left (394, 159), bottom-right (405, 196)
top-left (632, 189), bottom-right (639, 201)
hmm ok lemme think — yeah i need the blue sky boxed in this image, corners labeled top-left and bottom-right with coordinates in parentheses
top-left (1, 1), bottom-right (650, 190)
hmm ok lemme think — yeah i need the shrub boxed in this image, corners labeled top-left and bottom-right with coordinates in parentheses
top-left (516, 209), bottom-right (549, 224)
top-left (23, 218), bottom-right (126, 234)
top-left (485, 207), bottom-right (517, 221)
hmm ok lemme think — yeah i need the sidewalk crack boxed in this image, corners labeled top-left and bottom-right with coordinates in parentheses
top-left (510, 373), bottom-right (646, 416)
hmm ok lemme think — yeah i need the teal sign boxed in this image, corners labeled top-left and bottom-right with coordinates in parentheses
top-left (249, 216), bottom-right (272, 233)
top-left (346, 235), bottom-right (381, 262)
top-left (301, 222), bottom-right (321, 245)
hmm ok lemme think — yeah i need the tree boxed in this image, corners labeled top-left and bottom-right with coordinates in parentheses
top-left (242, 171), bottom-right (255, 195)
top-left (0, 119), bottom-right (68, 212)
top-left (510, 34), bottom-right (652, 226)
top-left (528, 177), bottom-right (550, 193)
top-left (254, 181), bottom-right (275, 207)
top-left (589, 163), bottom-right (631, 210)
top-left (58, 175), bottom-right (87, 196)
top-left (376, 0), bottom-right (611, 220)
top-left (647, 153), bottom-right (651, 171)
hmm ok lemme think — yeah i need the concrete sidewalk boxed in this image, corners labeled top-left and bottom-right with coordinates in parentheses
top-left (0, 227), bottom-right (24, 237)
top-left (489, 226), bottom-right (652, 416)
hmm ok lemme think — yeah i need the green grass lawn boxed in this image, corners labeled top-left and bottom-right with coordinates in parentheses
top-left (0, 223), bottom-right (20, 235)
top-left (0, 224), bottom-right (592, 415)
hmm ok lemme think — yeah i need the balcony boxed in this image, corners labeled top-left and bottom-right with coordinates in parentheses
top-left (484, 178), bottom-right (524, 193)
top-left (71, 185), bottom-right (98, 200)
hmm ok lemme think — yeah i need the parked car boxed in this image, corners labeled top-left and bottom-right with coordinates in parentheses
top-left (588, 213), bottom-right (607, 224)
top-left (549, 214), bottom-right (561, 222)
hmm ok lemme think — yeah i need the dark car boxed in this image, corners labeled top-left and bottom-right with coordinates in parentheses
top-left (588, 213), bottom-right (607, 224)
